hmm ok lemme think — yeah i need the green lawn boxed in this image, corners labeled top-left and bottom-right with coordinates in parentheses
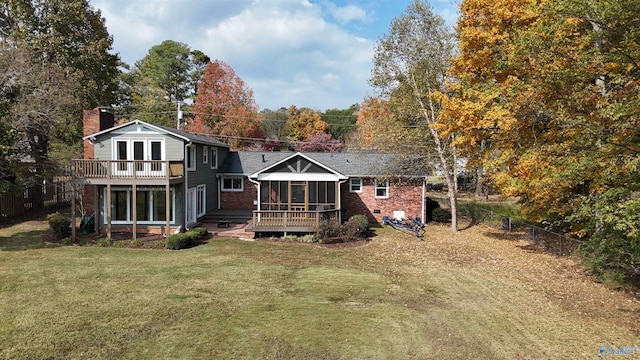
top-left (1, 220), bottom-right (639, 359)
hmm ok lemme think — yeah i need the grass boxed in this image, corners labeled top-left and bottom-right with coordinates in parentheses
top-left (1, 216), bottom-right (640, 359)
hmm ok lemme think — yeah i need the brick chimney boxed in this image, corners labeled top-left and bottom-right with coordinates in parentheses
top-left (82, 108), bottom-right (114, 217)
top-left (83, 107), bottom-right (114, 159)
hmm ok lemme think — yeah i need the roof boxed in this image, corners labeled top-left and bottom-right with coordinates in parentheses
top-left (218, 151), bottom-right (430, 177)
top-left (83, 119), bottom-right (230, 148)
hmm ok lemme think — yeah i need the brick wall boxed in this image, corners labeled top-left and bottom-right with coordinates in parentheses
top-left (220, 178), bottom-right (258, 209)
top-left (81, 108), bottom-right (114, 215)
top-left (341, 178), bottom-right (424, 224)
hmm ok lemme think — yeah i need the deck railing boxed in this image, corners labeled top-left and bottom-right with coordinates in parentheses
top-left (252, 209), bottom-right (339, 229)
top-left (72, 160), bottom-right (184, 180)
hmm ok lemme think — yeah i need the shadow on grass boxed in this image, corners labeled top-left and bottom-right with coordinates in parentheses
top-left (0, 230), bottom-right (60, 251)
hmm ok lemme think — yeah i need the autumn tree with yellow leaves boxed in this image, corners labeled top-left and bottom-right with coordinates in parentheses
top-left (439, 0), bottom-right (640, 284)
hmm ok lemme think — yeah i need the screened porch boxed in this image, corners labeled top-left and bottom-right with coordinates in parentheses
top-left (251, 180), bottom-right (341, 233)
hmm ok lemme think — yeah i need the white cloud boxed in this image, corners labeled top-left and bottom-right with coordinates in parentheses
top-left (329, 4), bottom-right (368, 24)
top-left (89, 0), bottom-right (458, 110)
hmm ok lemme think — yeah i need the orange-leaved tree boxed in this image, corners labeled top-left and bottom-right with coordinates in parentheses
top-left (191, 60), bottom-right (263, 149)
top-left (282, 106), bottom-right (329, 141)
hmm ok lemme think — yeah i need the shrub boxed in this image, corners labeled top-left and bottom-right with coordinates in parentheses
top-left (281, 234), bottom-right (318, 243)
top-left (165, 228), bottom-right (208, 250)
top-left (165, 233), bottom-right (194, 250)
top-left (131, 239), bottom-right (143, 247)
top-left (191, 227), bottom-right (209, 238)
top-left (96, 238), bottom-right (112, 247)
top-left (61, 237), bottom-right (73, 246)
top-left (47, 212), bottom-right (71, 239)
top-left (431, 208), bottom-right (452, 222)
top-left (317, 220), bottom-right (343, 241)
top-left (344, 215), bottom-right (370, 238)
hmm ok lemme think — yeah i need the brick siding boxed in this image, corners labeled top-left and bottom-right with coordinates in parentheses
top-left (220, 178), bottom-right (258, 209)
top-left (341, 178), bottom-right (424, 224)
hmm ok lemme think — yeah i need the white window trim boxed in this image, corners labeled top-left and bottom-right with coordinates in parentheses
top-left (221, 177), bottom-right (244, 192)
top-left (103, 187), bottom-right (175, 224)
top-left (375, 179), bottom-right (389, 199)
top-left (349, 178), bottom-right (362, 193)
top-left (187, 145), bottom-right (196, 171)
top-left (196, 184), bottom-right (206, 217)
top-left (210, 147), bottom-right (218, 169)
top-left (203, 146), bottom-right (208, 164)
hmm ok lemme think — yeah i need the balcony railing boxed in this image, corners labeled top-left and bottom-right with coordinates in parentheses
top-left (72, 160), bottom-right (184, 180)
top-left (252, 209), bottom-right (339, 230)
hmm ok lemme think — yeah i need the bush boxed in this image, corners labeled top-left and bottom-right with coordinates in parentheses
top-left (191, 227), bottom-right (209, 238)
top-left (165, 228), bottom-right (208, 250)
top-left (47, 212), bottom-right (71, 239)
top-left (344, 215), bottom-right (370, 238)
top-left (165, 233), bottom-right (195, 250)
top-left (96, 238), bottom-right (112, 247)
top-left (317, 220), bottom-right (343, 241)
top-left (431, 208), bottom-right (452, 222)
top-left (281, 234), bottom-right (318, 243)
top-left (61, 237), bottom-right (73, 246)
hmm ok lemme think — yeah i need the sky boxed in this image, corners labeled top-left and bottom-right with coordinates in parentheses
top-left (90, 0), bottom-right (459, 111)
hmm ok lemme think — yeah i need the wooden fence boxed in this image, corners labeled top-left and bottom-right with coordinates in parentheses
top-left (0, 177), bottom-right (72, 224)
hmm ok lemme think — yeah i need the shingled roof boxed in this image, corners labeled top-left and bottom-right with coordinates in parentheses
top-left (218, 151), bottom-right (430, 177)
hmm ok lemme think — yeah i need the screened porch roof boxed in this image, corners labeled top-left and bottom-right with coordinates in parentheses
top-left (249, 152), bottom-right (348, 182)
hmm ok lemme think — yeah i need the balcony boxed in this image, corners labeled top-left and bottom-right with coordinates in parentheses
top-left (251, 209), bottom-right (340, 233)
top-left (71, 160), bottom-right (184, 185)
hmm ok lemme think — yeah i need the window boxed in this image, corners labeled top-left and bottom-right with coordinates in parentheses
top-left (203, 146), bottom-right (208, 164)
top-left (222, 177), bottom-right (243, 191)
top-left (210, 147), bottom-right (218, 169)
top-left (105, 187), bottom-right (175, 224)
top-left (187, 145), bottom-right (196, 171)
top-left (196, 184), bottom-right (206, 217)
top-left (375, 179), bottom-right (389, 198)
top-left (349, 178), bottom-right (362, 193)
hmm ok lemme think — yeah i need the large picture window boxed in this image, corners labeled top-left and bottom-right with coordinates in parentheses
top-left (105, 187), bottom-right (175, 224)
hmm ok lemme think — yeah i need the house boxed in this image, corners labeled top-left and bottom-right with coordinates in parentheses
top-left (71, 108), bottom-right (230, 239)
top-left (72, 108), bottom-right (431, 239)
top-left (217, 151), bottom-right (429, 235)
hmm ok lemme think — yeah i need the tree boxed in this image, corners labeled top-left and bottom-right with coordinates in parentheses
top-left (0, 44), bottom-right (81, 188)
top-left (293, 134), bottom-right (345, 152)
top-left (371, 0), bottom-right (457, 230)
top-left (441, 0), bottom-right (640, 283)
top-left (321, 104), bottom-right (359, 142)
top-left (2, 0), bottom-right (120, 108)
top-left (191, 60), bottom-right (263, 149)
top-left (351, 97), bottom-right (392, 149)
top-left (260, 107), bottom-right (288, 140)
top-left (0, 0), bottom-right (119, 197)
top-left (283, 106), bottom-right (329, 141)
top-left (126, 40), bottom-right (210, 126)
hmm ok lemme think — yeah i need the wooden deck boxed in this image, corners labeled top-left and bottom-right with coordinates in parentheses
top-left (71, 160), bottom-right (184, 185)
top-left (250, 209), bottom-right (339, 233)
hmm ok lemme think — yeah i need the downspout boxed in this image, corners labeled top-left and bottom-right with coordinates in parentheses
top-left (248, 176), bottom-right (260, 225)
top-left (216, 174), bottom-right (221, 209)
top-left (184, 141), bottom-right (192, 231)
top-left (338, 179), bottom-right (348, 223)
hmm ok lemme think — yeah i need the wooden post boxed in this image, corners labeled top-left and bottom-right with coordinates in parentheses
top-left (165, 184), bottom-right (170, 235)
top-left (71, 180), bottom-right (76, 241)
top-left (106, 183), bottom-right (112, 238)
top-left (132, 184), bottom-right (137, 240)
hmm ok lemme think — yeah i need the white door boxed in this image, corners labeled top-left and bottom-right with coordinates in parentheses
top-left (186, 188), bottom-right (196, 225)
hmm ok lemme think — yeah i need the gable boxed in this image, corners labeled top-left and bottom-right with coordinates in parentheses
top-left (250, 153), bottom-right (347, 181)
top-left (264, 156), bottom-right (330, 175)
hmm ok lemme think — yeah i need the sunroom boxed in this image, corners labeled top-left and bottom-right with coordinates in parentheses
top-left (249, 153), bottom-right (347, 233)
